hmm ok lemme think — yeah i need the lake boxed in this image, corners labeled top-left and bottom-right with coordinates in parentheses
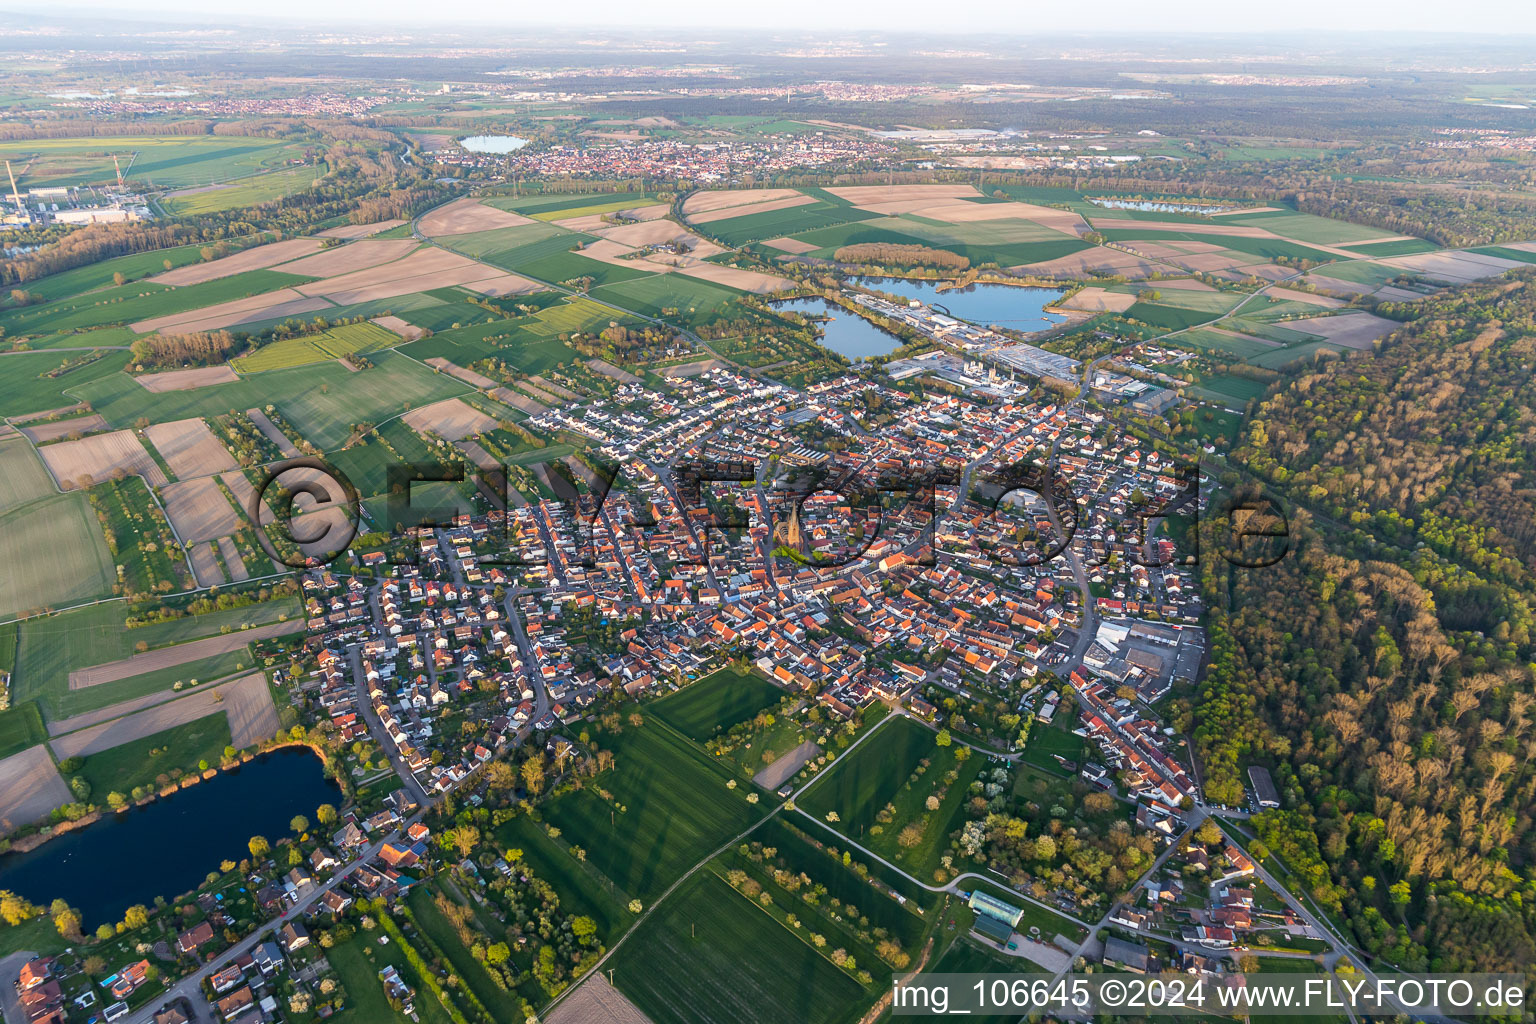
top-left (771, 297), bottom-right (904, 360)
top-left (855, 277), bottom-right (1066, 333)
top-left (1086, 197), bottom-right (1233, 215)
top-left (0, 747), bottom-right (343, 927)
top-left (459, 135), bottom-right (529, 154)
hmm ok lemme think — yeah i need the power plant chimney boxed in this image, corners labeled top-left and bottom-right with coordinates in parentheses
top-left (4, 160), bottom-right (21, 210)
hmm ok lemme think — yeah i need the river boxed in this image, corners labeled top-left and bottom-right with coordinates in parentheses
top-left (0, 747), bottom-right (343, 927)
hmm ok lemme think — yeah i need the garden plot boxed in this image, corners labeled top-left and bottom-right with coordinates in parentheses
top-left (143, 418), bottom-right (239, 478)
top-left (272, 238), bottom-right (418, 277)
top-left (1282, 311), bottom-right (1398, 349)
top-left (21, 413), bottom-right (107, 443)
top-left (134, 366), bottom-right (239, 391)
top-left (243, 408), bottom-right (298, 456)
top-left (316, 219), bottom-right (405, 239)
top-left (132, 289), bottom-right (333, 335)
top-left (158, 476), bottom-right (240, 542)
top-left (149, 237), bottom-right (323, 286)
top-left (420, 197), bottom-right (535, 237)
top-left (40, 429), bottom-right (167, 489)
top-left (403, 398), bottom-right (498, 440)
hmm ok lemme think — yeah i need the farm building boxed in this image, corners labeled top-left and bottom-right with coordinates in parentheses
top-left (968, 890), bottom-right (1024, 928)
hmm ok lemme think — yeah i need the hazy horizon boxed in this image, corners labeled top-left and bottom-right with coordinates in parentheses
top-left (10, 0), bottom-right (1536, 37)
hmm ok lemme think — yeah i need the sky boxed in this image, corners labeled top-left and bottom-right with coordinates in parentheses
top-left (26, 0), bottom-right (1536, 36)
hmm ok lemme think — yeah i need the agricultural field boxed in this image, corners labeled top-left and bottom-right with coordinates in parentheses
top-left (74, 711), bottom-right (234, 797)
top-left (799, 715), bottom-right (943, 835)
top-left (610, 871), bottom-right (869, 1024)
top-left (537, 716), bottom-right (765, 901)
top-left (589, 273), bottom-right (740, 321)
top-left (0, 136), bottom-right (301, 189)
top-left (0, 437), bottom-right (59, 513)
top-left (232, 321), bottom-right (401, 372)
top-left (161, 164), bottom-right (325, 216)
top-left (0, 490), bottom-right (117, 621)
top-left (651, 666), bottom-right (785, 742)
top-left (3, 268), bottom-right (312, 336)
top-left (10, 597), bottom-right (299, 720)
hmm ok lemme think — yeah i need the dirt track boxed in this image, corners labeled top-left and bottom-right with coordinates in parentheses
top-left (67, 619), bottom-right (299, 690)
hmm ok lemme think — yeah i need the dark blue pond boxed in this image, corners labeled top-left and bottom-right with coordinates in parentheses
top-left (0, 747), bottom-right (342, 927)
top-left (854, 277), bottom-right (1066, 333)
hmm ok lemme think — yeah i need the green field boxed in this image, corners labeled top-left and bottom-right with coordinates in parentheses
top-left (1020, 714), bottom-right (1087, 771)
top-left (1469, 245), bottom-right (1536, 265)
top-left (1196, 374), bottom-right (1269, 403)
top-left (232, 321), bottom-right (401, 373)
top-left (0, 136), bottom-right (298, 189)
top-left (0, 438), bottom-right (59, 514)
top-left (0, 491), bottom-right (117, 621)
top-left (698, 200), bottom-right (879, 247)
top-left (434, 221), bottom-right (567, 260)
top-left (588, 274), bottom-right (741, 321)
top-left (8, 245), bottom-right (207, 303)
top-left (1219, 211), bottom-right (1398, 245)
top-left (652, 666), bottom-right (784, 742)
top-left (520, 251), bottom-right (657, 288)
top-left (486, 192), bottom-right (654, 217)
top-left (0, 350), bottom-right (134, 419)
top-left (0, 702), bottom-right (47, 760)
top-left (1124, 301), bottom-right (1226, 332)
top-left (72, 350), bottom-right (467, 451)
top-left (799, 715), bottom-right (940, 835)
top-left (1, 269), bottom-right (311, 336)
top-left (76, 710), bottom-right (234, 797)
top-left (1339, 238), bottom-right (1439, 257)
top-left (538, 718), bottom-right (765, 901)
top-left (1173, 326), bottom-right (1278, 360)
top-left (611, 871), bottom-right (869, 1024)
top-left (1101, 229), bottom-right (1339, 263)
top-left (162, 164), bottom-right (324, 216)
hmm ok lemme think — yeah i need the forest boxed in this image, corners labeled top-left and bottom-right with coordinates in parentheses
top-left (1183, 272), bottom-right (1536, 973)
